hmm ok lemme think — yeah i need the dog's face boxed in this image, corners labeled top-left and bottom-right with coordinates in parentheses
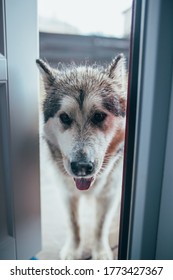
top-left (37, 55), bottom-right (127, 190)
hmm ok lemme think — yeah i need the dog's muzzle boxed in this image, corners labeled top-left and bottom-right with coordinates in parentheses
top-left (71, 161), bottom-right (94, 176)
top-left (70, 160), bottom-right (95, 191)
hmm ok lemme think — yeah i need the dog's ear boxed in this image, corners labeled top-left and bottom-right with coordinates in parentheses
top-left (36, 59), bottom-right (57, 87)
top-left (106, 54), bottom-right (127, 117)
top-left (106, 53), bottom-right (126, 92)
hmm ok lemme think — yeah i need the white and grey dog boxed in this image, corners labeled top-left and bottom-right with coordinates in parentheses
top-left (36, 54), bottom-right (127, 260)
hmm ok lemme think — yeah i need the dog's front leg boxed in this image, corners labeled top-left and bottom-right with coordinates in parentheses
top-left (60, 196), bottom-right (79, 260)
top-left (92, 196), bottom-right (120, 260)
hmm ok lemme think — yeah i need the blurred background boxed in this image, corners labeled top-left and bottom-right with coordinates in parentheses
top-left (37, 0), bottom-right (133, 260)
top-left (38, 0), bottom-right (132, 66)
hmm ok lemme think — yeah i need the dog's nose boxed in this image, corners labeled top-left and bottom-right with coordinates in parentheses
top-left (71, 161), bottom-right (94, 176)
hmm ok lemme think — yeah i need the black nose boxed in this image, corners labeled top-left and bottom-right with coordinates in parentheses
top-left (71, 161), bottom-right (94, 176)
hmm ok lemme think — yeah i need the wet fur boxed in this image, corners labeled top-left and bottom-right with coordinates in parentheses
top-left (37, 54), bottom-right (127, 259)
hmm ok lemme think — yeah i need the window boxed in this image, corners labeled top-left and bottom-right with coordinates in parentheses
top-left (37, 0), bottom-right (133, 260)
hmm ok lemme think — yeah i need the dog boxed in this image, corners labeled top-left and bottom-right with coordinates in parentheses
top-left (36, 53), bottom-right (127, 259)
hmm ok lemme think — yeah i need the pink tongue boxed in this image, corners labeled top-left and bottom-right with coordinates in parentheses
top-left (74, 178), bottom-right (93, 190)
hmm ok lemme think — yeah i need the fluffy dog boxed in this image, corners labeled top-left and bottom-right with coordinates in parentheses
top-left (36, 54), bottom-right (127, 259)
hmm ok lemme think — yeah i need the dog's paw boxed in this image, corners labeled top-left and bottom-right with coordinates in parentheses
top-left (59, 243), bottom-right (77, 260)
top-left (92, 245), bottom-right (113, 260)
top-left (76, 247), bottom-right (92, 260)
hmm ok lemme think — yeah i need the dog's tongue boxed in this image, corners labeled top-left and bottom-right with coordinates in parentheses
top-left (74, 177), bottom-right (93, 190)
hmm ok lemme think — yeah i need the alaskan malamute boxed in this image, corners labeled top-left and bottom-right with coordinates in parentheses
top-left (36, 54), bottom-right (127, 259)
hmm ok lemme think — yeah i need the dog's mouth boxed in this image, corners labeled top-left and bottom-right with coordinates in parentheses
top-left (74, 177), bottom-right (94, 191)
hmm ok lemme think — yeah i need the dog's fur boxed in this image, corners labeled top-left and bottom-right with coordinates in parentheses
top-left (36, 54), bottom-right (127, 259)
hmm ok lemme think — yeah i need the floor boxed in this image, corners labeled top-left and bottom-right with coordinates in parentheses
top-left (36, 136), bottom-right (119, 260)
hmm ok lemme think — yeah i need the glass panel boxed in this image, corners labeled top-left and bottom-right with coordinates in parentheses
top-left (37, 0), bottom-right (133, 260)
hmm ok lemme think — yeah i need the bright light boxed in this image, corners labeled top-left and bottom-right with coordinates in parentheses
top-left (38, 0), bottom-right (132, 37)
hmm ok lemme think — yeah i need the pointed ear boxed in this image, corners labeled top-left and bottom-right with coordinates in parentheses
top-left (106, 53), bottom-right (127, 92)
top-left (36, 59), bottom-right (57, 87)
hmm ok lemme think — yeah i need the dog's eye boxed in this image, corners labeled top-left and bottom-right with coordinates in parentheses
top-left (91, 112), bottom-right (107, 124)
top-left (59, 113), bottom-right (72, 125)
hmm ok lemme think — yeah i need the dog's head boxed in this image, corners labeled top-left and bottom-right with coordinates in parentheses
top-left (37, 54), bottom-right (127, 190)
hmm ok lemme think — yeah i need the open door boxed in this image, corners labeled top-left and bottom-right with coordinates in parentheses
top-left (0, 0), bottom-right (41, 260)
